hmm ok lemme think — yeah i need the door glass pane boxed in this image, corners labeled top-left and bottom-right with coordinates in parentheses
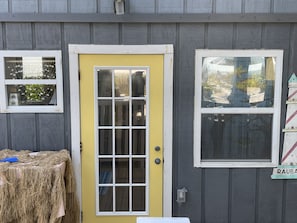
top-left (115, 129), bottom-right (129, 155)
top-left (132, 100), bottom-right (146, 126)
top-left (132, 70), bottom-right (146, 97)
top-left (115, 70), bottom-right (129, 97)
top-left (115, 99), bottom-right (129, 126)
top-left (98, 69), bottom-right (112, 97)
top-left (132, 129), bottom-right (146, 155)
top-left (98, 100), bottom-right (112, 126)
top-left (132, 186), bottom-right (145, 211)
top-left (99, 129), bottom-right (112, 155)
top-left (115, 158), bottom-right (129, 183)
top-left (99, 186), bottom-right (113, 211)
top-left (132, 158), bottom-right (145, 183)
top-left (99, 158), bottom-right (113, 184)
top-left (116, 187), bottom-right (129, 211)
top-left (201, 56), bottom-right (275, 108)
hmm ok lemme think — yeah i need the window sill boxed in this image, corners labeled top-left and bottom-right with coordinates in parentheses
top-left (195, 160), bottom-right (278, 168)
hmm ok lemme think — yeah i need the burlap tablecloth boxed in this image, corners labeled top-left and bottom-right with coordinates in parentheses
top-left (0, 149), bottom-right (79, 223)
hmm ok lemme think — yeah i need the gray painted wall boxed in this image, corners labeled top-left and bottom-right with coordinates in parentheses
top-left (0, 0), bottom-right (297, 13)
top-left (1, 1), bottom-right (297, 223)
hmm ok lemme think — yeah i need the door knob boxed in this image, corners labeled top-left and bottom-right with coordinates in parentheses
top-left (155, 158), bottom-right (161, 165)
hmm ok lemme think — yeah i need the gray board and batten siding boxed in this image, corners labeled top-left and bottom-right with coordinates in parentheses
top-left (1, 0), bottom-right (297, 223)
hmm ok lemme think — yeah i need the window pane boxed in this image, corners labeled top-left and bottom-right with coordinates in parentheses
top-left (115, 129), bottom-right (129, 155)
top-left (202, 57), bottom-right (275, 108)
top-left (98, 69), bottom-right (112, 97)
top-left (132, 100), bottom-right (146, 126)
top-left (115, 70), bottom-right (129, 97)
top-left (132, 186), bottom-right (145, 211)
top-left (98, 129), bottom-right (112, 155)
top-left (132, 70), bottom-right (146, 97)
top-left (115, 158), bottom-right (129, 183)
top-left (132, 129), bottom-right (146, 155)
top-left (7, 84), bottom-right (56, 106)
top-left (201, 114), bottom-right (272, 160)
top-left (132, 158), bottom-right (145, 183)
top-left (99, 158), bottom-right (113, 184)
top-left (98, 100), bottom-right (112, 126)
top-left (5, 57), bottom-right (56, 79)
top-left (115, 99), bottom-right (129, 126)
top-left (116, 186), bottom-right (129, 211)
top-left (99, 186), bottom-right (113, 211)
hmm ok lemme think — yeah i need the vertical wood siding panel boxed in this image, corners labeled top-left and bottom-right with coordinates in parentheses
top-left (129, 0), bottom-right (155, 13)
top-left (64, 23), bottom-right (91, 45)
top-left (121, 24), bottom-right (148, 44)
top-left (39, 114), bottom-right (65, 150)
top-left (186, 0), bottom-right (212, 13)
top-left (0, 0), bottom-right (9, 13)
top-left (235, 24), bottom-right (262, 48)
top-left (35, 23), bottom-right (61, 49)
top-left (0, 115), bottom-right (8, 149)
top-left (63, 23), bottom-right (91, 150)
top-left (215, 0), bottom-right (242, 13)
top-left (10, 114), bottom-right (36, 151)
top-left (244, 0), bottom-right (271, 13)
top-left (230, 169), bottom-right (257, 223)
top-left (6, 23), bottom-right (32, 50)
top-left (70, 0), bottom-right (96, 13)
top-left (93, 23), bottom-right (120, 44)
top-left (257, 169), bottom-right (283, 223)
top-left (11, 0), bottom-right (38, 13)
top-left (41, 0), bottom-right (68, 13)
top-left (158, 0), bottom-right (184, 13)
top-left (284, 181), bottom-right (297, 223)
top-left (204, 169), bottom-right (229, 223)
top-left (99, 0), bottom-right (114, 13)
top-left (289, 25), bottom-right (297, 75)
top-left (274, 0), bottom-right (297, 13)
top-left (207, 24), bottom-right (233, 49)
top-left (151, 24), bottom-right (176, 44)
top-left (175, 24), bottom-right (205, 222)
top-left (0, 22), bottom-right (3, 49)
top-left (262, 24), bottom-right (291, 50)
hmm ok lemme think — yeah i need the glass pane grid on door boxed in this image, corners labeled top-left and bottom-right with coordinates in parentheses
top-left (95, 67), bottom-right (149, 215)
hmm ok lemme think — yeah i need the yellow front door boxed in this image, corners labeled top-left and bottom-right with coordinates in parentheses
top-left (80, 54), bottom-right (164, 223)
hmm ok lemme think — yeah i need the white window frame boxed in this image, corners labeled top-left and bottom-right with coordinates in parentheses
top-left (194, 49), bottom-right (283, 168)
top-left (0, 50), bottom-right (63, 113)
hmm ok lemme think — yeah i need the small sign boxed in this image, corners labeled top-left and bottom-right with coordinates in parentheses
top-left (271, 165), bottom-right (297, 179)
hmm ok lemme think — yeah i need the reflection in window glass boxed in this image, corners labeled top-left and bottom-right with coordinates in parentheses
top-left (5, 57), bottom-right (56, 79)
top-left (132, 70), bottom-right (146, 97)
top-left (115, 70), bottom-right (129, 97)
top-left (7, 85), bottom-right (56, 106)
top-left (202, 57), bottom-right (275, 108)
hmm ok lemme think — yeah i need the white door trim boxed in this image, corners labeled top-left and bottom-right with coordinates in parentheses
top-left (68, 44), bottom-right (174, 218)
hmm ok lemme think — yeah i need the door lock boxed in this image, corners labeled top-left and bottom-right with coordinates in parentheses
top-left (155, 158), bottom-right (161, 165)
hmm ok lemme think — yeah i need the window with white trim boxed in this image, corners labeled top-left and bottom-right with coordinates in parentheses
top-left (0, 51), bottom-right (63, 113)
top-left (194, 50), bottom-right (283, 168)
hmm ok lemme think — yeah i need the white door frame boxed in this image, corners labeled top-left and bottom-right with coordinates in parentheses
top-left (68, 44), bottom-right (174, 218)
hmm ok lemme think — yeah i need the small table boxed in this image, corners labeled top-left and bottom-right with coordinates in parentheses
top-left (0, 149), bottom-right (79, 223)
